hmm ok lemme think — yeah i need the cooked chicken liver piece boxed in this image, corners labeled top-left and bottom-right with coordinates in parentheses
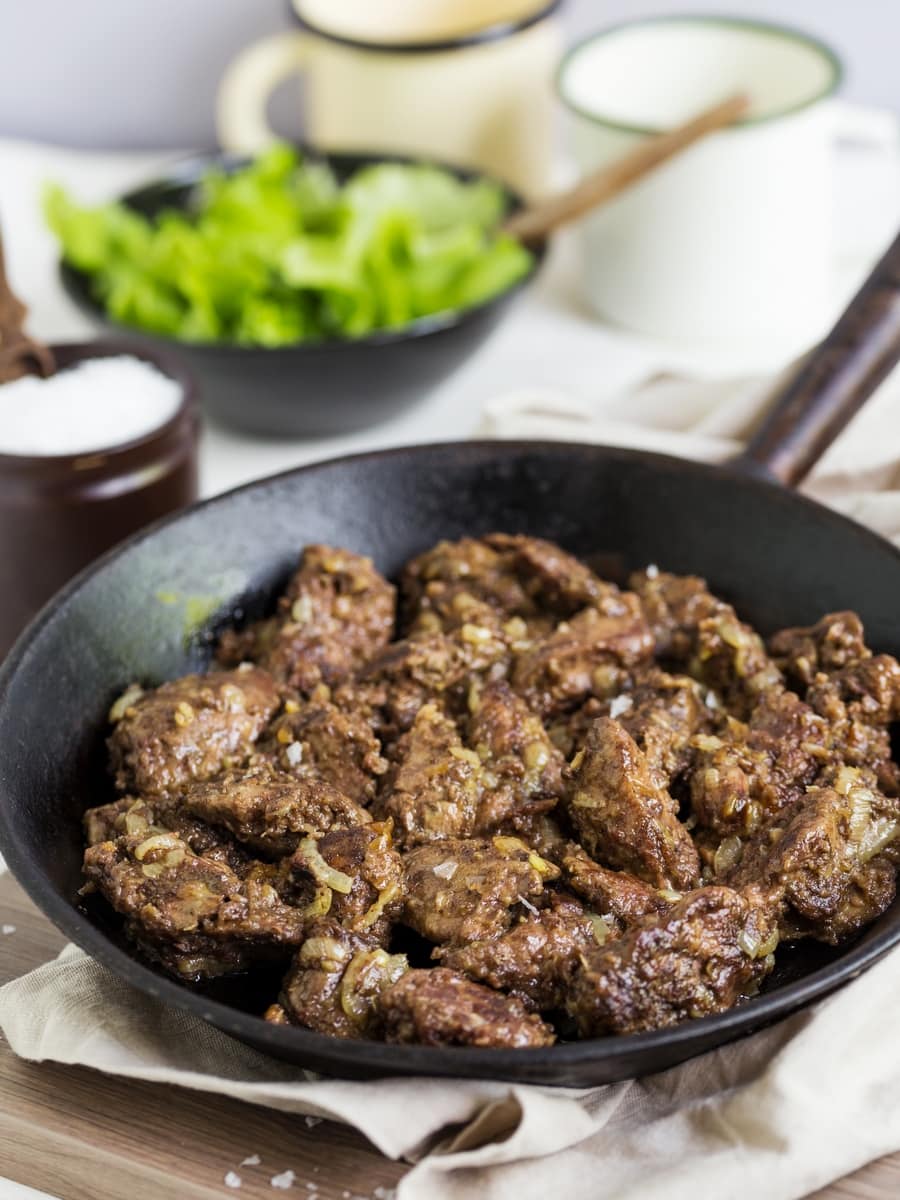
top-left (379, 967), bottom-right (555, 1047)
top-left (83, 831), bottom-right (306, 981)
top-left (615, 667), bottom-right (715, 784)
top-left (377, 703), bottom-right (484, 846)
top-left (770, 611), bottom-right (871, 687)
top-left (690, 688), bottom-right (830, 838)
top-left (440, 891), bottom-right (600, 1010)
top-left (83, 793), bottom-right (252, 874)
top-left (290, 822), bottom-right (405, 946)
top-left (219, 545), bottom-right (395, 693)
top-left (399, 536), bottom-right (537, 636)
top-left (726, 774), bottom-right (899, 944)
top-left (511, 602), bottom-right (653, 718)
top-left (272, 917), bottom-right (407, 1038)
top-left (467, 679), bottom-right (565, 833)
top-left (569, 886), bottom-right (774, 1035)
top-left (565, 717), bottom-right (700, 890)
top-left (556, 840), bottom-right (671, 936)
top-left (401, 835), bottom-right (557, 945)
top-left (181, 764), bottom-right (370, 857)
top-left (108, 666), bottom-right (279, 796)
top-left (255, 697), bottom-right (387, 805)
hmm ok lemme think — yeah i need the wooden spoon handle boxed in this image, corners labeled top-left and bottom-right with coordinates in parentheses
top-left (503, 93), bottom-right (750, 243)
top-left (735, 227), bottom-right (900, 487)
top-left (0, 233), bottom-right (55, 384)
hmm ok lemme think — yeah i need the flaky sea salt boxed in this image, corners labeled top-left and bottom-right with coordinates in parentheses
top-left (240, 1155), bottom-right (261, 1167)
top-left (0, 356), bottom-right (181, 456)
top-left (286, 741), bottom-right (304, 767)
top-left (1, 925), bottom-right (15, 935)
top-left (303, 1115), bottom-right (322, 1128)
top-left (271, 1170), bottom-right (296, 1190)
top-left (646, 563), bottom-right (659, 579)
top-left (224, 1171), bottom-right (242, 1189)
top-left (608, 694), bottom-right (633, 720)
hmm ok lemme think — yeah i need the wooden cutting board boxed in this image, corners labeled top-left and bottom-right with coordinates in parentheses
top-left (0, 872), bottom-right (897, 1200)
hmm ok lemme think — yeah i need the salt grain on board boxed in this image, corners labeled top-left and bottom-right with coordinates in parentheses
top-left (240, 1155), bottom-right (261, 1167)
top-left (271, 1170), bottom-right (297, 1190)
top-left (304, 1115), bottom-right (322, 1128)
top-left (1, 925), bottom-right (15, 935)
top-left (224, 1171), bottom-right (242, 1189)
top-left (0, 356), bottom-right (181, 456)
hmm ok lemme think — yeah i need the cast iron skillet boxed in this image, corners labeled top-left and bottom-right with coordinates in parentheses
top-left (3, 234), bottom-right (900, 1087)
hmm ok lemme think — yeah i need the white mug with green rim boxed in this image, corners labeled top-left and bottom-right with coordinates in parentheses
top-left (216, 0), bottom-right (562, 197)
top-left (557, 17), bottom-right (851, 345)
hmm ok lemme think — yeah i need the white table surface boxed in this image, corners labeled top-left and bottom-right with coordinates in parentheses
top-left (1, 127), bottom-right (899, 1200)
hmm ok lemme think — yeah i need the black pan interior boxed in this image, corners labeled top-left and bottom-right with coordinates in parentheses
top-left (2, 441), bottom-right (900, 1086)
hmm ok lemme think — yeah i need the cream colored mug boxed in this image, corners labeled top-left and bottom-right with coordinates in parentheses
top-left (217, 0), bottom-right (562, 197)
top-left (557, 16), bottom-right (864, 346)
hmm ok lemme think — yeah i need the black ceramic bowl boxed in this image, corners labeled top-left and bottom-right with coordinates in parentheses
top-left (3, 441), bottom-right (900, 1087)
top-left (59, 151), bottom-right (545, 439)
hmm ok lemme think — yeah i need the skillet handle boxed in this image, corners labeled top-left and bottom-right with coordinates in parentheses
top-left (735, 227), bottom-right (900, 487)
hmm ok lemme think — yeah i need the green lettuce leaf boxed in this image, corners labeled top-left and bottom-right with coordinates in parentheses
top-left (45, 144), bottom-right (533, 346)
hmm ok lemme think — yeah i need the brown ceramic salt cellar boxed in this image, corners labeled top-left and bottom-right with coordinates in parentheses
top-left (0, 340), bottom-right (199, 659)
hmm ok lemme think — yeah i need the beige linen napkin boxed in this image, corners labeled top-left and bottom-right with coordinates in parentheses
top-left (5, 365), bottom-right (900, 1199)
top-left (479, 361), bottom-right (900, 544)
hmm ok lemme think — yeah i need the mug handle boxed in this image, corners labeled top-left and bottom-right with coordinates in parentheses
top-left (831, 99), bottom-right (900, 151)
top-left (216, 32), bottom-right (311, 153)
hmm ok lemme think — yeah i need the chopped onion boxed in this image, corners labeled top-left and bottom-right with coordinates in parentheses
top-left (359, 880), bottom-right (401, 929)
top-left (291, 595), bottom-right (314, 624)
top-left (108, 683), bottom-right (144, 723)
top-left (450, 746), bottom-right (482, 767)
top-left (134, 832), bottom-right (182, 861)
top-left (523, 741), bottom-right (550, 771)
top-left (528, 852), bottom-right (557, 878)
top-left (296, 837), bottom-right (354, 894)
top-left (859, 817), bottom-right (899, 864)
top-left (339, 949), bottom-right (408, 1023)
top-left (461, 623), bottom-right (493, 645)
top-left (492, 835), bottom-right (529, 857)
top-left (847, 786), bottom-right (874, 845)
top-left (713, 836), bottom-right (743, 876)
top-left (302, 883), bottom-right (333, 918)
top-left (832, 765), bottom-right (860, 796)
top-left (694, 734), bottom-right (724, 753)
top-left (739, 925), bottom-right (779, 960)
top-left (737, 929), bottom-right (759, 958)
top-left (299, 936), bottom-right (351, 969)
top-left (587, 913), bottom-right (611, 945)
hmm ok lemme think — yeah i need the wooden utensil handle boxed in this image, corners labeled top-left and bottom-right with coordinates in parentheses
top-left (503, 93), bottom-right (749, 243)
top-left (736, 228), bottom-right (900, 487)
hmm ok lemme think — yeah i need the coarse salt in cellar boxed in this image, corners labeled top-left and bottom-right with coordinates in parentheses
top-left (0, 355), bottom-right (182, 456)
